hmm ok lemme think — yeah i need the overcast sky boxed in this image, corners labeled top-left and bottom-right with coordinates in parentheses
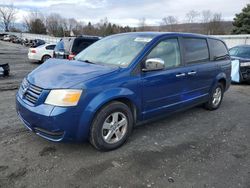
top-left (1, 0), bottom-right (249, 26)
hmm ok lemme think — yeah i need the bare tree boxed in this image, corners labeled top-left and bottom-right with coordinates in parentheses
top-left (46, 13), bottom-right (65, 37)
top-left (209, 13), bottom-right (225, 34)
top-left (162, 16), bottom-right (178, 31)
top-left (186, 10), bottom-right (200, 23)
top-left (138, 17), bottom-right (146, 31)
top-left (201, 10), bottom-right (212, 34)
top-left (66, 18), bottom-right (78, 35)
top-left (0, 4), bottom-right (16, 32)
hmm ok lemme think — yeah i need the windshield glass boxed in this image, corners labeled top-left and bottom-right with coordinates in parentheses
top-left (229, 47), bottom-right (238, 56)
top-left (230, 47), bottom-right (250, 59)
top-left (75, 34), bottom-right (153, 67)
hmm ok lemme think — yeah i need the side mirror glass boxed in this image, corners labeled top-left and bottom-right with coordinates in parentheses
top-left (142, 58), bottom-right (165, 72)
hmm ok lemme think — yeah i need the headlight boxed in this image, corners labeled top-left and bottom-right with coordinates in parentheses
top-left (45, 89), bottom-right (82, 107)
top-left (240, 62), bottom-right (250, 67)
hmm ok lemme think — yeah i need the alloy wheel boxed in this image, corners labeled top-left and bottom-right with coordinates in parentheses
top-left (102, 112), bottom-right (128, 144)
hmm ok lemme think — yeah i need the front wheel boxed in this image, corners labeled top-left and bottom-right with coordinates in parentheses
top-left (89, 101), bottom-right (133, 151)
top-left (204, 83), bottom-right (224, 111)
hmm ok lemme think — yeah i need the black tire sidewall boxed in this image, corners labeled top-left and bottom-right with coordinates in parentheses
top-left (90, 102), bottom-right (133, 151)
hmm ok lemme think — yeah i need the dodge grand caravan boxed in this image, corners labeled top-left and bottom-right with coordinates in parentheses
top-left (16, 32), bottom-right (231, 151)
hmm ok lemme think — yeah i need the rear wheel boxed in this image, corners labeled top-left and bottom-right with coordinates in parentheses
top-left (41, 55), bottom-right (51, 63)
top-left (89, 101), bottom-right (133, 151)
top-left (204, 83), bottom-right (224, 110)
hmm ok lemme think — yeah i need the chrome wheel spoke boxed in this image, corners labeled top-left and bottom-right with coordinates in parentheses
top-left (112, 112), bottom-right (119, 123)
top-left (103, 122), bottom-right (111, 130)
top-left (104, 130), bottom-right (115, 142)
top-left (115, 129), bottom-right (123, 140)
top-left (117, 118), bottom-right (126, 129)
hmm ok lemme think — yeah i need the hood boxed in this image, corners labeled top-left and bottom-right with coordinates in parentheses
top-left (231, 56), bottom-right (250, 62)
top-left (27, 59), bottom-right (119, 89)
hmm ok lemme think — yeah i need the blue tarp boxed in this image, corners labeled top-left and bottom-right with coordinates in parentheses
top-left (231, 60), bottom-right (240, 83)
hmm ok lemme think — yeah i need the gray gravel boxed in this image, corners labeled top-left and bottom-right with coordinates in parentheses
top-left (0, 41), bottom-right (249, 188)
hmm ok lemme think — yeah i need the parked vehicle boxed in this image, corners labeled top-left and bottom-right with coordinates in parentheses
top-left (0, 33), bottom-right (7, 40)
top-left (0, 63), bottom-right (10, 77)
top-left (9, 35), bottom-right (18, 43)
top-left (3, 35), bottom-right (11, 41)
top-left (54, 36), bottom-right (100, 60)
top-left (229, 45), bottom-right (250, 83)
top-left (16, 32), bottom-right (231, 151)
top-left (30, 39), bottom-right (46, 48)
top-left (28, 43), bottom-right (56, 63)
top-left (12, 37), bottom-right (23, 44)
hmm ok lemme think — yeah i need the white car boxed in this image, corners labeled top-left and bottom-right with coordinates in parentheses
top-left (28, 43), bottom-right (56, 63)
top-left (3, 35), bottom-right (11, 41)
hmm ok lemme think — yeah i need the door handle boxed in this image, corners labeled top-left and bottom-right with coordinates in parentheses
top-left (176, 73), bottom-right (186, 77)
top-left (187, 71), bottom-right (197, 75)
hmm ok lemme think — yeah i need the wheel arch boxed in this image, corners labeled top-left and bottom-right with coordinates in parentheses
top-left (76, 88), bottom-right (141, 141)
top-left (214, 72), bottom-right (227, 90)
top-left (41, 54), bottom-right (51, 61)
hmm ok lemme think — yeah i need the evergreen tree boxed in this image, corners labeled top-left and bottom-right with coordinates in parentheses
top-left (232, 4), bottom-right (250, 34)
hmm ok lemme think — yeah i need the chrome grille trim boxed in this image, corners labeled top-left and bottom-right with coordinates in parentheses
top-left (20, 79), bottom-right (43, 105)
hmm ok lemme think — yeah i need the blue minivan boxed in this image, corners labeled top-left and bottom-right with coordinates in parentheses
top-left (16, 32), bottom-right (231, 150)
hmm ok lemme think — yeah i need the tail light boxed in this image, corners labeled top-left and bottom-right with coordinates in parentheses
top-left (31, 49), bottom-right (36, 53)
top-left (68, 53), bottom-right (76, 60)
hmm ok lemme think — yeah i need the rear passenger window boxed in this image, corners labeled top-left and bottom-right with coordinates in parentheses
top-left (183, 38), bottom-right (209, 64)
top-left (209, 39), bottom-right (229, 60)
top-left (147, 38), bottom-right (181, 69)
top-left (46, 45), bottom-right (56, 50)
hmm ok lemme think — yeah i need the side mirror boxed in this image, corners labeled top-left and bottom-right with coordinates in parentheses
top-left (142, 58), bottom-right (165, 72)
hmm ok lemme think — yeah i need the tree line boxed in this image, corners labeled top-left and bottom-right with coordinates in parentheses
top-left (0, 4), bottom-right (249, 37)
top-left (23, 12), bottom-right (135, 37)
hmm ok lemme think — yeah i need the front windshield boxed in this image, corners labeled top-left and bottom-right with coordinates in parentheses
top-left (229, 47), bottom-right (238, 56)
top-left (229, 47), bottom-right (250, 59)
top-left (75, 34), bottom-right (153, 67)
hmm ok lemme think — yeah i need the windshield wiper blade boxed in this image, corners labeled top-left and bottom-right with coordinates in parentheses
top-left (82, 60), bottom-right (96, 64)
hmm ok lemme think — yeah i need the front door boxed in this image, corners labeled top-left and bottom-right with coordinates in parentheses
top-left (142, 38), bottom-right (190, 120)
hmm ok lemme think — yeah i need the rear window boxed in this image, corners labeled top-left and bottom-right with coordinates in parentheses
top-left (209, 39), bottom-right (229, 61)
top-left (71, 38), bottom-right (98, 54)
top-left (183, 38), bottom-right (209, 64)
top-left (46, 45), bottom-right (56, 50)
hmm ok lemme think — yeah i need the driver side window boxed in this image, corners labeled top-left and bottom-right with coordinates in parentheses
top-left (147, 38), bottom-right (181, 69)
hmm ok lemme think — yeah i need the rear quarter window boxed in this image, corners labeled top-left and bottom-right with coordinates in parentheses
top-left (72, 38), bottom-right (97, 54)
top-left (209, 39), bottom-right (229, 61)
top-left (45, 45), bottom-right (56, 50)
top-left (183, 38), bottom-right (209, 64)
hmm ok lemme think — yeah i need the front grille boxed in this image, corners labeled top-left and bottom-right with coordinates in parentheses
top-left (240, 67), bottom-right (250, 73)
top-left (20, 79), bottom-right (43, 105)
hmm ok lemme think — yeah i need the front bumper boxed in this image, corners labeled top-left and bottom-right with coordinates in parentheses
top-left (16, 94), bottom-right (86, 142)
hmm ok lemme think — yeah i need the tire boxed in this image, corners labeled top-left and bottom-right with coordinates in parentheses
top-left (41, 55), bottom-right (51, 63)
top-left (204, 82), bottom-right (224, 111)
top-left (89, 101), bottom-right (133, 151)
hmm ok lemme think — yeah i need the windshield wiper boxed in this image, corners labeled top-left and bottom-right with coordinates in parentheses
top-left (82, 59), bottom-right (96, 64)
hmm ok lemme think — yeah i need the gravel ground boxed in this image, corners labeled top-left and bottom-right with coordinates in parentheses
top-left (0, 41), bottom-right (249, 188)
